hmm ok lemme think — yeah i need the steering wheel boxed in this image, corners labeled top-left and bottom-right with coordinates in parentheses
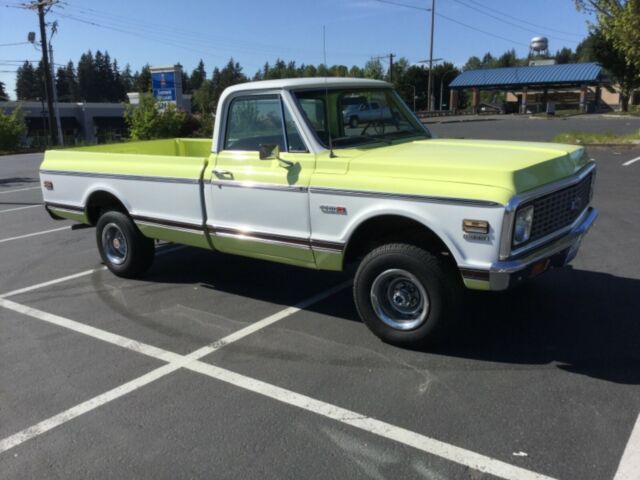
top-left (361, 119), bottom-right (386, 137)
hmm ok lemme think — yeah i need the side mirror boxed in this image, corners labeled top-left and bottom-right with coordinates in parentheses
top-left (259, 144), bottom-right (280, 160)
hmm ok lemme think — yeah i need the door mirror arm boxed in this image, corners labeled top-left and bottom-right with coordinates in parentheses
top-left (259, 144), bottom-right (293, 167)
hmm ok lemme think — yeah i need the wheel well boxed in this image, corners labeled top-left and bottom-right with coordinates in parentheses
top-left (343, 215), bottom-right (456, 266)
top-left (85, 191), bottom-right (128, 225)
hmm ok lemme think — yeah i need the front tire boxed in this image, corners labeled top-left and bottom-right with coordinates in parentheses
top-left (349, 116), bottom-right (359, 128)
top-left (96, 210), bottom-right (155, 278)
top-left (353, 243), bottom-right (461, 346)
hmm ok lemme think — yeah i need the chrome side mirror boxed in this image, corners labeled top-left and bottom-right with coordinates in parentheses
top-left (259, 144), bottom-right (280, 160)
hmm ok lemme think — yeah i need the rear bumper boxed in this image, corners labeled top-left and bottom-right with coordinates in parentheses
top-left (461, 206), bottom-right (598, 291)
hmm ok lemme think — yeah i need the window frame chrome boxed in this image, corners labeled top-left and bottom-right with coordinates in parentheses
top-left (499, 161), bottom-right (596, 260)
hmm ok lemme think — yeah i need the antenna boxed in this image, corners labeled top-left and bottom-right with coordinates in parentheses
top-left (323, 26), bottom-right (336, 158)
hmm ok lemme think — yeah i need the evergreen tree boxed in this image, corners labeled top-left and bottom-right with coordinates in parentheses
top-left (135, 64), bottom-right (151, 93)
top-left (55, 61), bottom-right (79, 102)
top-left (120, 64), bottom-right (134, 93)
top-left (189, 60), bottom-right (206, 91)
top-left (0, 80), bottom-right (7, 101)
top-left (15, 61), bottom-right (41, 100)
top-left (77, 51), bottom-right (96, 101)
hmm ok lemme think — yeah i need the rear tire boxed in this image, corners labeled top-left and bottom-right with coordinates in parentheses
top-left (353, 243), bottom-right (461, 347)
top-left (96, 210), bottom-right (155, 278)
top-left (349, 116), bottom-right (359, 128)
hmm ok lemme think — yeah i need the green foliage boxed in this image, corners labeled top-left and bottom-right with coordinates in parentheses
top-left (364, 58), bottom-right (384, 79)
top-left (576, 0), bottom-right (640, 71)
top-left (0, 107), bottom-right (27, 152)
top-left (125, 94), bottom-right (188, 140)
top-left (0, 80), bottom-right (7, 101)
top-left (553, 128), bottom-right (640, 144)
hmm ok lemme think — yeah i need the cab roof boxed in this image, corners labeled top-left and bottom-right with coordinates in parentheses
top-left (223, 77), bottom-right (391, 94)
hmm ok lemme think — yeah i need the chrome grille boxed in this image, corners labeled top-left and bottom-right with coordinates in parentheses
top-left (515, 172), bottom-right (593, 246)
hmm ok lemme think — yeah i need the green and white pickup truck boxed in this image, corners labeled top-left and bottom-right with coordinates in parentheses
top-left (40, 78), bottom-right (597, 345)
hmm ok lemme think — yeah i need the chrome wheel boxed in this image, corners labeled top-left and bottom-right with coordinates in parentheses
top-left (101, 222), bottom-right (128, 266)
top-left (370, 269), bottom-right (429, 331)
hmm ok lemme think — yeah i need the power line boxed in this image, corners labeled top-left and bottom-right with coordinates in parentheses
top-left (450, 0), bottom-right (580, 44)
top-left (435, 11), bottom-right (529, 47)
top-left (374, 0), bottom-right (430, 12)
top-left (464, 0), bottom-right (584, 39)
top-left (57, 1), bottom-right (378, 61)
top-left (0, 42), bottom-right (31, 47)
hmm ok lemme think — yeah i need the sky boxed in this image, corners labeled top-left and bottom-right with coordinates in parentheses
top-left (0, 0), bottom-right (594, 100)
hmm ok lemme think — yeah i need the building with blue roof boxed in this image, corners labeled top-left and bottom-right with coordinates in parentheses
top-left (447, 62), bottom-right (614, 114)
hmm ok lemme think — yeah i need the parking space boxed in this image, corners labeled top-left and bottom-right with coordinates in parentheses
top-left (1, 126), bottom-right (639, 480)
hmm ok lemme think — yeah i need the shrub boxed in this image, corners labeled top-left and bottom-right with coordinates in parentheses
top-left (125, 94), bottom-right (190, 140)
top-left (0, 107), bottom-right (27, 152)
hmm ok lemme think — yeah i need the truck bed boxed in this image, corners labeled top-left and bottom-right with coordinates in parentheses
top-left (40, 138), bottom-right (213, 249)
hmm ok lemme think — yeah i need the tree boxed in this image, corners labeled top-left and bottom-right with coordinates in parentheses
top-left (190, 60), bottom-right (206, 91)
top-left (576, 0), bottom-right (640, 71)
top-left (497, 49), bottom-right (519, 68)
top-left (56, 61), bottom-right (79, 102)
top-left (15, 61), bottom-right (41, 100)
top-left (578, 29), bottom-right (640, 110)
top-left (125, 94), bottom-right (187, 140)
top-left (463, 56), bottom-right (482, 71)
top-left (135, 64), bottom-right (152, 93)
top-left (363, 58), bottom-right (384, 79)
top-left (555, 47), bottom-right (576, 64)
top-left (0, 106), bottom-right (27, 152)
top-left (0, 81), bottom-right (7, 101)
top-left (120, 64), bottom-right (134, 94)
top-left (77, 51), bottom-right (96, 101)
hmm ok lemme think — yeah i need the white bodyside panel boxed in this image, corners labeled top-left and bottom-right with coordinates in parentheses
top-left (40, 173), bottom-right (204, 227)
top-left (309, 192), bottom-right (505, 269)
top-left (207, 185), bottom-right (310, 239)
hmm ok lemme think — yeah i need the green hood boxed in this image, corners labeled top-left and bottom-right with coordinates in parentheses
top-left (346, 138), bottom-right (588, 195)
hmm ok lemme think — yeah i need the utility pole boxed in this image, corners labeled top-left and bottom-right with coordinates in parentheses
top-left (32, 0), bottom-right (57, 145)
top-left (389, 53), bottom-right (395, 83)
top-left (48, 21), bottom-right (63, 145)
top-left (426, 0), bottom-right (436, 112)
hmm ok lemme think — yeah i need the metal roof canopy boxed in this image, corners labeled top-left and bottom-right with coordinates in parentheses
top-left (449, 63), bottom-right (607, 90)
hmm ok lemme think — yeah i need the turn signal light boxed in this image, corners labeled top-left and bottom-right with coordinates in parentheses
top-left (462, 219), bottom-right (489, 234)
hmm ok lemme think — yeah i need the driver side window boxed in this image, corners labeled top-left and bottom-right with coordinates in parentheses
top-left (224, 96), bottom-right (285, 151)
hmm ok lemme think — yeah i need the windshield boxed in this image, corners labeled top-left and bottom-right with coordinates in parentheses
top-left (292, 87), bottom-right (430, 148)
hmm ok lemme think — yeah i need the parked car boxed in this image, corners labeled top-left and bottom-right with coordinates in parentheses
top-left (40, 78), bottom-right (597, 346)
top-left (342, 101), bottom-right (393, 128)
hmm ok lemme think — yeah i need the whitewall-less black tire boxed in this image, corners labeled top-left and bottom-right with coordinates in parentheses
top-left (96, 210), bottom-right (155, 278)
top-left (353, 243), bottom-right (461, 346)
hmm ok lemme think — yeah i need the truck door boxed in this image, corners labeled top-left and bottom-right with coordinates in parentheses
top-left (207, 93), bottom-right (316, 266)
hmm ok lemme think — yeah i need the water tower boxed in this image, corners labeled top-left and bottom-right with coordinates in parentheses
top-left (529, 36), bottom-right (550, 57)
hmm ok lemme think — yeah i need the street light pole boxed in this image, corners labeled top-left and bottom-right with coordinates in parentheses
top-left (426, 0), bottom-right (435, 112)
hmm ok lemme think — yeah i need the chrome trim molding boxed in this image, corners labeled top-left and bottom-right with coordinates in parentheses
top-left (499, 161), bottom-right (597, 260)
top-left (45, 201), bottom-right (84, 212)
top-left (206, 224), bottom-right (344, 253)
top-left (131, 214), bottom-right (205, 233)
top-left (40, 169), bottom-right (200, 185)
top-left (309, 186), bottom-right (502, 207)
top-left (211, 179), bottom-right (308, 193)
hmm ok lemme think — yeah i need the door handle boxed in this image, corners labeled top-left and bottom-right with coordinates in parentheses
top-left (213, 169), bottom-right (233, 179)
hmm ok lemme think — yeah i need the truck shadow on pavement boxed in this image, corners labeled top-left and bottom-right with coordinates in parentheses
top-left (146, 249), bottom-right (640, 385)
top-left (0, 177), bottom-right (38, 188)
top-left (433, 267), bottom-right (640, 385)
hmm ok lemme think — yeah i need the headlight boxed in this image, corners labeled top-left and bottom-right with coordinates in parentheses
top-left (513, 205), bottom-right (534, 246)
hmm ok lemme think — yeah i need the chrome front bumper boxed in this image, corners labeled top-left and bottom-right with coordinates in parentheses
top-left (460, 206), bottom-right (598, 291)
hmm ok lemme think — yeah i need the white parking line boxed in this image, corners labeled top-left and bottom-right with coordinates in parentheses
top-left (0, 272), bottom-right (558, 480)
top-left (187, 362), bottom-right (556, 480)
top-left (622, 156), bottom-right (640, 167)
top-left (614, 413), bottom-right (640, 480)
top-left (0, 281), bottom-right (351, 453)
top-left (0, 186), bottom-right (40, 195)
top-left (0, 204), bottom-right (41, 214)
top-left (0, 226), bottom-right (70, 244)
top-left (0, 244), bottom-right (186, 298)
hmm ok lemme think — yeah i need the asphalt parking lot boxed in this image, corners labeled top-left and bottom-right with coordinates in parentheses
top-left (1, 116), bottom-right (640, 479)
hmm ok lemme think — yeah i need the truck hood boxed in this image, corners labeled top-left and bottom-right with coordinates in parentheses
top-left (345, 138), bottom-right (589, 195)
